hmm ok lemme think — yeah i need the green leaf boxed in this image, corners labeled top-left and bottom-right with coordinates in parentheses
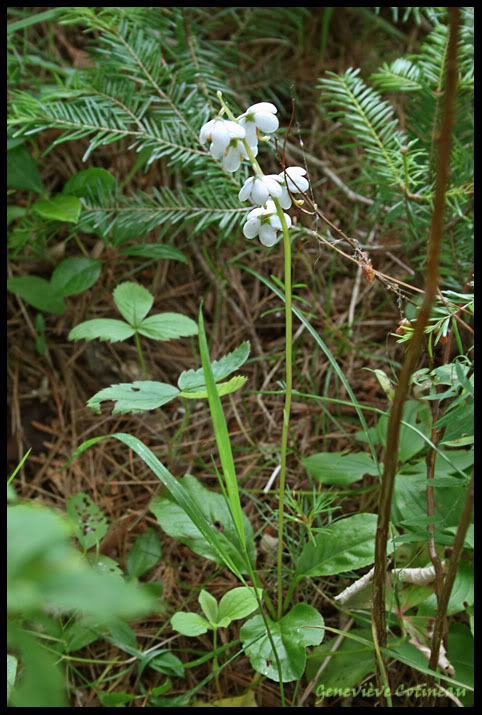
top-left (178, 341), bottom-right (250, 391)
top-left (7, 276), bottom-right (65, 314)
top-left (137, 312), bottom-right (198, 341)
top-left (113, 282), bottom-right (153, 326)
top-left (68, 433), bottom-right (246, 581)
top-left (179, 375), bottom-right (247, 399)
top-left (87, 381), bottom-right (179, 414)
top-left (240, 604), bottom-right (324, 682)
top-left (392, 472), bottom-right (468, 541)
top-left (150, 474), bottom-right (255, 575)
top-left (377, 400), bottom-right (432, 463)
top-left (302, 451), bottom-right (379, 486)
top-left (63, 167), bottom-right (116, 197)
top-left (218, 587), bottom-right (260, 624)
top-left (66, 492), bottom-right (109, 551)
top-left (7, 502), bottom-right (157, 620)
top-left (68, 319), bottom-right (135, 343)
top-left (50, 257), bottom-right (101, 297)
top-left (199, 589), bottom-right (219, 625)
top-left (120, 243), bottom-right (188, 263)
top-left (295, 513), bottom-right (394, 580)
top-left (306, 628), bottom-right (376, 690)
top-left (197, 312), bottom-right (249, 555)
top-left (171, 611), bottom-right (211, 636)
top-left (7, 143), bottom-right (44, 194)
top-left (32, 194), bottom-right (82, 223)
top-left (126, 528), bottom-right (162, 580)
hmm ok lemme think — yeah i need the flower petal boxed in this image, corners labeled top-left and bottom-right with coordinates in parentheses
top-left (255, 112), bottom-right (279, 133)
top-left (243, 217), bottom-right (261, 238)
top-left (259, 224), bottom-right (278, 246)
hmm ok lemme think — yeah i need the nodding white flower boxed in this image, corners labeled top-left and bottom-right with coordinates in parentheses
top-left (242, 200), bottom-right (291, 247)
top-left (223, 138), bottom-right (258, 172)
top-left (239, 102), bottom-right (279, 146)
top-left (239, 174), bottom-right (283, 205)
top-left (199, 118), bottom-right (246, 160)
top-left (275, 166), bottom-right (310, 209)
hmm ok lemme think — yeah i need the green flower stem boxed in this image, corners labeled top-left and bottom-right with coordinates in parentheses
top-left (133, 331), bottom-right (148, 380)
top-left (238, 132), bottom-right (293, 620)
top-left (272, 196), bottom-right (293, 620)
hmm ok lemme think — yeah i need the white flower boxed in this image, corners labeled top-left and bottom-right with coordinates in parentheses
top-left (275, 167), bottom-right (310, 209)
top-left (242, 200), bottom-right (291, 247)
top-left (239, 102), bottom-right (279, 146)
top-left (239, 174), bottom-right (283, 205)
top-left (199, 118), bottom-right (245, 160)
top-left (222, 138), bottom-right (258, 172)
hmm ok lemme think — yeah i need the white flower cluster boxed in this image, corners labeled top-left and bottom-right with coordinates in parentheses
top-left (200, 101), bottom-right (309, 247)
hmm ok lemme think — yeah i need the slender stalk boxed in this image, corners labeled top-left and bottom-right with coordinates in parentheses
top-left (272, 197), bottom-right (293, 620)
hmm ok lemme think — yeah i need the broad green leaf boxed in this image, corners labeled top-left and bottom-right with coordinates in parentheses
top-left (7, 503), bottom-right (157, 620)
top-left (7, 276), bottom-right (65, 314)
top-left (306, 628), bottom-right (376, 690)
top-left (126, 528), bottom-right (162, 580)
top-left (295, 513), bottom-right (394, 580)
top-left (87, 381), bottom-right (179, 414)
top-left (178, 341), bottom-right (250, 391)
top-left (63, 167), bottom-right (116, 197)
top-left (218, 587), bottom-right (260, 623)
top-left (7, 143), bottom-right (44, 194)
top-left (240, 604), bottom-right (324, 682)
top-left (137, 650), bottom-right (184, 678)
top-left (171, 611), bottom-right (210, 636)
top-left (50, 257), bottom-right (101, 297)
top-left (66, 492), bottom-right (108, 551)
top-left (377, 400), bottom-right (431, 463)
top-left (302, 451), bottom-right (379, 486)
top-left (179, 375), bottom-right (247, 399)
top-left (418, 561), bottom-right (474, 616)
top-left (113, 282), bottom-right (153, 326)
top-left (120, 243), bottom-right (187, 263)
top-left (67, 433), bottom-right (245, 581)
top-left (32, 194), bottom-right (82, 223)
top-left (137, 313), bottom-right (198, 341)
top-left (68, 319), bottom-right (135, 343)
top-left (391, 472), bottom-right (468, 541)
top-left (199, 589), bottom-right (218, 625)
top-left (150, 474), bottom-right (255, 574)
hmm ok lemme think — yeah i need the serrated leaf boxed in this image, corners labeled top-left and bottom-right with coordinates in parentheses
top-left (137, 312), bottom-right (198, 340)
top-left (68, 319), bottom-right (135, 343)
top-left (295, 513), bottom-right (394, 580)
top-left (32, 194), bottom-right (82, 223)
top-left (87, 381), bottom-right (179, 414)
top-left (66, 492), bottom-right (108, 551)
top-left (113, 282), bottom-right (153, 326)
top-left (180, 375), bottom-right (247, 399)
top-left (178, 341), bottom-right (250, 391)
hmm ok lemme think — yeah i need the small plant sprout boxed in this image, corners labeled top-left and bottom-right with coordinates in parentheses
top-left (171, 586), bottom-right (260, 694)
top-left (68, 281), bottom-right (198, 379)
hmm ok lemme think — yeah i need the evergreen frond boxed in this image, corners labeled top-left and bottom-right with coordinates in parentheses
top-left (318, 68), bottom-right (408, 190)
